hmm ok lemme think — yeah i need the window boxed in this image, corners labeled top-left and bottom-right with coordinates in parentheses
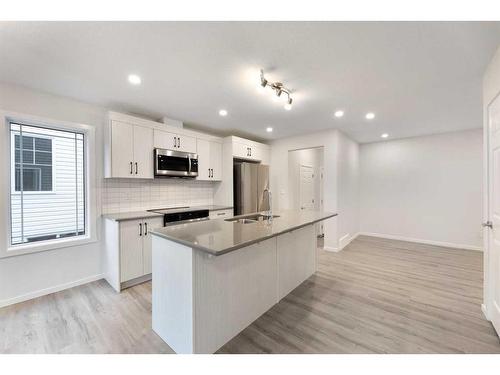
top-left (10, 122), bottom-right (86, 246)
top-left (14, 134), bottom-right (53, 191)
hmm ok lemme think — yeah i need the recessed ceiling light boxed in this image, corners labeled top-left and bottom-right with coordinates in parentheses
top-left (334, 110), bottom-right (344, 118)
top-left (218, 109), bottom-right (228, 117)
top-left (365, 112), bottom-right (375, 120)
top-left (266, 127), bottom-right (273, 133)
top-left (381, 133), bottom-right (389, 138)
top-left (128, 74), bottom-right (141, 85)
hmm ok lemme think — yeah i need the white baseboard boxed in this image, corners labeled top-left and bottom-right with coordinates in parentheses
top-left (323, 232), bottom-right (360, 253)
top-left (0, 273), bottom-right (104, 308)
top-left (323, 245), bottom-right (340, 252)
top-left (481, 303), bottom-right (490, 321)
top-left (339, 232), bottom-right (360, 250)
top-left (358, 232), bottom-right (483, 252)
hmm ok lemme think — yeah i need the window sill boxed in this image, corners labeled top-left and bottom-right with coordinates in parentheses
top-left (3, 235), bottom-right (97, 259)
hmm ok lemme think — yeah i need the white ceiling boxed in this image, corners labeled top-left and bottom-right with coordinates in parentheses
top-left (1, 22), bottom-right (499, 143)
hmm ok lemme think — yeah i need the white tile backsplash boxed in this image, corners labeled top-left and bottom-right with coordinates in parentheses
top-left (102, 178), bottom-right (215, 214)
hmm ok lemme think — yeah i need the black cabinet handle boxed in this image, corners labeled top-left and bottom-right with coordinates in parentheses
top-left (130, 161), bottom-right (133, 174)
top-left (135, 162), bottom-right (138, 174)
top-left (178, 137), bottom-right (181, 148)
top-left (144, 222), bottom-right (148, 236)
top-left (174, 136), bottom-right (177, 148)
top-left (139, 223), bottom-right (143, 236)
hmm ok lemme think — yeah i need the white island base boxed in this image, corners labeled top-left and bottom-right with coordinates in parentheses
top-left (151, 224), bottom-right (317, 354)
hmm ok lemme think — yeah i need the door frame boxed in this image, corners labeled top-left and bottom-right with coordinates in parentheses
top-left (484, 89), bottom-right (500, 335)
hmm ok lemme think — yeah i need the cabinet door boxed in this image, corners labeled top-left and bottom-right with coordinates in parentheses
top-left (176, 134), bottom-right (197, 153)
top-left (233, 142), bottom-right (251, 159)
top-left (210, 141), bottom-right (223, 180)
top-left (142, 217), bottom-right (163, 275)
top-left (133, 125), bottom-right (154, 179)
top-left (120, 220), bottom-right (144, 282)
top-left (253, 146), bottom-right (269, 164)
top-left (196, 138), bottom-right (211, 180)
top-left (111, 120), bottom-right (134, 177)
top-left (154, 129), bottom-right (177, 150)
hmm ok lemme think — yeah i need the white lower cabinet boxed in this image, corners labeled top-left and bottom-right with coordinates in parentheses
top-left (142, 218), bottom-right (164, 275)
top-left (104, 216), bottom-right (163, 292)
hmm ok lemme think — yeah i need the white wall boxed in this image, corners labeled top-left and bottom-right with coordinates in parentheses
top-left (0, 83), bottom-right (105, 307)
top-left (337, 132), bottom-right (360, 248)
top-left (271, 129), bottom-right (360, 251)
top-left (360, 129), bottom-right (483, 250)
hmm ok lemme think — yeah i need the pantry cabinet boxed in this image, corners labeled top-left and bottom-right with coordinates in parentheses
top-left (197, 138), bottom-right (222, 181)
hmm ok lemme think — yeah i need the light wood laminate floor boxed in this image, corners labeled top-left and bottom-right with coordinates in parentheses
top-left (1, 236), bottom-right (499, 353)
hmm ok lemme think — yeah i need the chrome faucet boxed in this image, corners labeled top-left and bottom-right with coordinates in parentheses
top-left (263, 188), bottom-right (272, 222)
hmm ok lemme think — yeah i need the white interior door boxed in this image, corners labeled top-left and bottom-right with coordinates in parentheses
top-left (486, 92), bottom-right (500, 336)
top-left (299, 165), bottom-right (315, 211)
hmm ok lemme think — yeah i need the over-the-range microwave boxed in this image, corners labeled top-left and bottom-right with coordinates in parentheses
top-left (154, 148), bottom-right (198, 178)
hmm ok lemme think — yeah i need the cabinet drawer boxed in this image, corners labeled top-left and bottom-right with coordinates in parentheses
top-left (209, 209), bottom-right (233, 219)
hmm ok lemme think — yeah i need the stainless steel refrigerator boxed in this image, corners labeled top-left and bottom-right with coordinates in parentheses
top-left (234, 162), bottom-right (270, 215)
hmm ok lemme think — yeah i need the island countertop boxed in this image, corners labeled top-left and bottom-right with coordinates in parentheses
top-left (150, 210), bottom-right (337, 256)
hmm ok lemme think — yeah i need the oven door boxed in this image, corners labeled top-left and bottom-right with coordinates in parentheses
top-left (155, 149), bottom-right (198, 177)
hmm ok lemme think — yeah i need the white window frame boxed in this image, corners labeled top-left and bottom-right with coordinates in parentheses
top-left (0, 111), bottom-right (97, 258)
top-left (10, 132), bottom-right (57, 195)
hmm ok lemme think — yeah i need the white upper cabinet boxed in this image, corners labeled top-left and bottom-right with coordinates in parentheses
top-left (209, 141), bottom-right (223, 180)
top-left (197, 138), bottom-right (222, 181)
top-left (197, 138), bottom-right (210, 180)
top-left (133, 125), bottom-right (154, 179)
top-left (154, 129), bottom-right (197, 153)
top-left (105, 112), bottom-right (226, 179)
top-left (107, 120), bottom-right (154, 179)
top-left (231, 137), bottom-right (270, 164)
top-left (110, 120), bottom-right (135, 178)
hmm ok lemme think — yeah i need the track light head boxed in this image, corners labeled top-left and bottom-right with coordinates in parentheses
top-left (260, 69), bottom-right (268, 88)
top-left (259, 70), bottom-right (294, 110)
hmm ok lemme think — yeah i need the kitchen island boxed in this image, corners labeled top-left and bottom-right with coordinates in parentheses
top-left (150, 210), bottom-right (336, 354)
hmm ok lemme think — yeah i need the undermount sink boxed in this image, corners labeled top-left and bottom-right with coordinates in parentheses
top-left (225, 213), bottom-right (280, 224)
top-left (230, 218), bottom-right (258, 224)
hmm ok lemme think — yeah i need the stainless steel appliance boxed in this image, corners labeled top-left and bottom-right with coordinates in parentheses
top-left (154, 148), bottom-right (198, 178)
top-left (148, 207), bottom-right (209, 226)
top-left (233, 162), bottom-right (270, 215)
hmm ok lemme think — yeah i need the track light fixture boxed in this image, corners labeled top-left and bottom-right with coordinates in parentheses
top-left (260, 69), bottom-right (293, 110)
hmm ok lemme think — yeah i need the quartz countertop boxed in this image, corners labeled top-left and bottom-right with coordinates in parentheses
top-left (103, 205), bottom-right (233, 221)
top-left (151, 210), bottom-right (337, 256)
